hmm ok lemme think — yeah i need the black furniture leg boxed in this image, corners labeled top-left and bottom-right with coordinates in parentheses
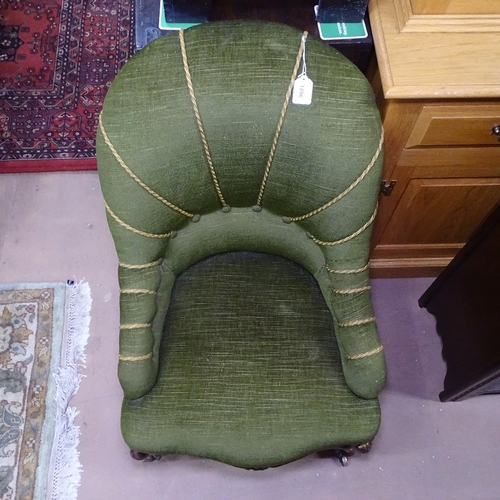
top-left (163, 0), bottom-right (213, 23)
top-left (316, 0), bottom-right (369, 23)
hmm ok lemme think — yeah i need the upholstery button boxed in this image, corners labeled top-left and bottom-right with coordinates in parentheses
top-left (222, 206), bottom-right (232, 213)
top-left (170, 230), bottom-right (178, 239)
top-left (252, 205), bottom-right (262, 212)
top-left (282, 216), bottom-right (292, 224)
top-left (191, 214), bottom-right (201, 222)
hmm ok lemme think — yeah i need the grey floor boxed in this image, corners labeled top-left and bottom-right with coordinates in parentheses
top-left (1, 171), bottom-right (499, 500)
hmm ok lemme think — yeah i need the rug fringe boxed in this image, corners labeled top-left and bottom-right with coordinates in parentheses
top-left (50, 281), bottom-right (91, 500)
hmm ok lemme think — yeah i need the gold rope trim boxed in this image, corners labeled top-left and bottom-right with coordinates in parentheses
top-left (338, 317), bottom-right (376, 327)
top-left (347, 345), bottom-right (383, 360)
top-left (290, 129), bottom-right (384, 222)
top-left (310, 205), bottom-right (377, 246)
top-left (327, 263), bottom-right (369, 274)
top-left (120, 289), bottom-right (157, 295)
top-left (119, 352), bottom-right (153, 362)
top-left (333, 286), bottom-right (371, 295)
top-left (99, 115), bottom-right (193, 218)
top-left (179, 29), bottom-right (227, 207)
top-left (256, 31), bottom-right (308, 206)
top-left (120, 323), bottom-right (152, 330)
top-left (104, 200), bottom-right (172, 239)
top-left (119, 259), bottom-right (162, 270)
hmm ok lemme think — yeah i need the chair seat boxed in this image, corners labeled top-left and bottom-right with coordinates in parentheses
top-left (121, 252), bottom-right (380, 469)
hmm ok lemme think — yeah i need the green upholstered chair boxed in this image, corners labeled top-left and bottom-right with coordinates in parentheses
top-left (97, 20), bottom-right (386, 468)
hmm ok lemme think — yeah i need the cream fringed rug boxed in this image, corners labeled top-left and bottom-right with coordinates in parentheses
top-left (0, 282), bottom-right (91, 500)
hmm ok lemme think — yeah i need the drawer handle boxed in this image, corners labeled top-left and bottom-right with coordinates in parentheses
top-left (492, 125), bottom-right (500, 141)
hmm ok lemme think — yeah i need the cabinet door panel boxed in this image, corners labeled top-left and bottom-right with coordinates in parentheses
top-left (380, 178), bottom-right (500, 244)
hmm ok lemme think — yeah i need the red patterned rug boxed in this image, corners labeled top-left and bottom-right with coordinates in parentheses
top-left (0, 0), bottom-right (135, 173)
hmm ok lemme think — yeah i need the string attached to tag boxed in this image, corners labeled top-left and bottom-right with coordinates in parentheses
top-left (292, 33), bottom-right (314, 106)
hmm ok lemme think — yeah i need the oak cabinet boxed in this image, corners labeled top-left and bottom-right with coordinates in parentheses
top-left (368, 0), bottom-right (500, 277)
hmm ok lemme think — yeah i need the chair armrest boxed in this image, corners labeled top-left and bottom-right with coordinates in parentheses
top-left (118, 324), bottom-right (158, 400)
top-left (325, 259), bottom-right (387, 399)
top-left (117, 264), bottom-right (174, 400)
top-left (118, 293), bottom-right (159, 399)
top-left (337, 321), bottom-right (387, 399)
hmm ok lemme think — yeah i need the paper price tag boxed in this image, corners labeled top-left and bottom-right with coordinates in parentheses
top-left (292, 75), bottom-right (313, 106)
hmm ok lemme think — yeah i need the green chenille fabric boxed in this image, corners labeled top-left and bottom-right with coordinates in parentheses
top-left (97, 20), bottom-right (386, 466)
top-left (121, 253), bottom-right (381, 469)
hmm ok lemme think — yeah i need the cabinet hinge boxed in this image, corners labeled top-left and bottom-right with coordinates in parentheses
top-left (380, 180), bottom-right (397, 197)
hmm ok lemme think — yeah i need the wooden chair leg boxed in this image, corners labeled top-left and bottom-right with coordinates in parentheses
top-left (130, 450), bottom-right (162, 462)
top-left (357, 441), bottom-right (373, 454)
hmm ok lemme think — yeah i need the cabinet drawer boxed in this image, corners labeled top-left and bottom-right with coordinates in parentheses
top-left (406, 104), bottom-right (500, 148)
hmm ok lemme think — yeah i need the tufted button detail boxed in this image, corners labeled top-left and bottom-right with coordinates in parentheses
top-left (191, 214), bottom-right (201, 223)
top-left (170, 230), bottom-right (178, 239)
top-left (306, 231), bottom-right (313, 239)
top-left (282, 216), bottom-right (292, 224)
top-left (252, 205), bottom-right (262, 212)
top-left (222, 206), bottom-right (232, 213)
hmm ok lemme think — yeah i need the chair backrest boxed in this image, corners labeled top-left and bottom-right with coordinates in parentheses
top-left (97, 20), bottom-right (386, 401)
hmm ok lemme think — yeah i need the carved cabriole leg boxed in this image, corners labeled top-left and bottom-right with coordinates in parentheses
top-left (130, 450), bottom-right (162, 462)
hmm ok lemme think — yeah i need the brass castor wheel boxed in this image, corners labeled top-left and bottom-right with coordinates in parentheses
top-left (357, 441), bottom-right (373, 454)
top-left (330, 441), bottom-right (373, 466)
top-left (333, 447), bottom-right (355, 467)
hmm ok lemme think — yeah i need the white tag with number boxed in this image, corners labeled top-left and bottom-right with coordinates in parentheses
top-left (292, 74), bottom-right (314, 106)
